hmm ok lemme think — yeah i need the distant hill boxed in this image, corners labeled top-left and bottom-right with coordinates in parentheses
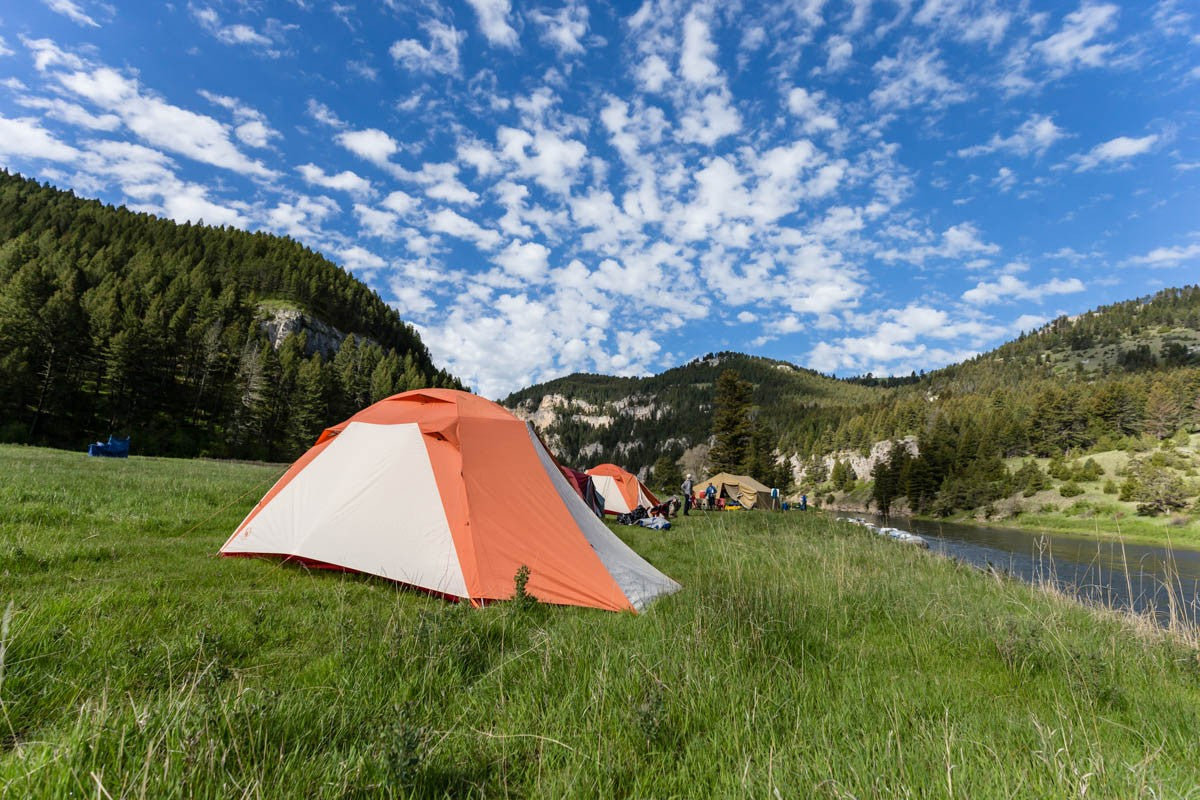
top-left (506, 289), bottom-right (1200, 521)
top-left (0, 171), bottom-right (460, 460)
top-left (502, 352), bottom-right (884, 477)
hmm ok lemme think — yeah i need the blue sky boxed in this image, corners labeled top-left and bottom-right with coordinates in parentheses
top-left (0, 0), bottom-right (1197, 397)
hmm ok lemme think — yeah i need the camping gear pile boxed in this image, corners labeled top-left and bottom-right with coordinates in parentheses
top-left (87, 435), bottom-right (130, 458)
top-left (221, 389), bottom-right (680, 612)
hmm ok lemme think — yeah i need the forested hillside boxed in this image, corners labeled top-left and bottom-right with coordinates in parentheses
top-left (809, 287), bottom-right (1200, 517)
top-left (502, 353), bottom-right (884, 478)
top-left (507, 288), bottom-right (1200, 520)
top-left (0, 171), bottom-right (460, 460)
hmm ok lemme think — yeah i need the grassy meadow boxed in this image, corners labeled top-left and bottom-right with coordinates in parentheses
top-left (3, 444), bottom-right (1200, 798)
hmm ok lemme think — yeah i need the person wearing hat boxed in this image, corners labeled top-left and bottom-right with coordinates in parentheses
top-left (680, 473), bottom-right (694, 516)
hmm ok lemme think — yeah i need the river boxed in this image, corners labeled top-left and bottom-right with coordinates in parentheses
top-left (848, 513), bottom-right (1200, 627)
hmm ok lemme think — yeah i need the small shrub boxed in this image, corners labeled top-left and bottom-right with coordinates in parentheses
top-left (1103, 479), bottom-right (1118, 494)
top-left (1059, 481), bottom-right (1084, 498)
top-left (512, 564), bottom-right (537, 609)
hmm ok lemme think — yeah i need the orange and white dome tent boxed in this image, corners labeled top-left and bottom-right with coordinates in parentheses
top-left (585, 463), bottom-right (660, 515)
top-left (220, 389), bottom-right (680, 612)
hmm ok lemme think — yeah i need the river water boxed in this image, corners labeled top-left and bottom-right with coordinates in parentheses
top-left (849, 514), bottom-right (1200, 627)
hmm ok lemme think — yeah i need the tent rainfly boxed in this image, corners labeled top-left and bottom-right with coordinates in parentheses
top-left (220, 389), bottom-right (680, 612)
top-left (585, 463), bottom-right (660, 515)
top-left (559, 466), bottom-right (606, 519)
top-left (694, 473), bottom-right (779, 510)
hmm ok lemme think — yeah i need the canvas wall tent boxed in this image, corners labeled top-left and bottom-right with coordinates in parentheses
top-left (695, 473), bottom-right (779, 510)
top-left (585, 463), bottom-right (660, 515)
top-left (559, 466), bottom-right (606, 519)
top-left (220, 389), bottom-right (680, 612)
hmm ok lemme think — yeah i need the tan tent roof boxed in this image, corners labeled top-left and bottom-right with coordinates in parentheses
top-left (694, 473), bottom-right (779, 510)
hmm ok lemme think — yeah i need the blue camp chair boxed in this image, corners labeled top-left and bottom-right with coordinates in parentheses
top-left (88, 435), bottom-right (130, 458)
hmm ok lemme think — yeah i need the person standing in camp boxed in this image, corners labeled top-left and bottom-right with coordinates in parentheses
top-left (680, 474), bottom-right (694, 516)
top-left (705, 483), bottom-right (716, 510)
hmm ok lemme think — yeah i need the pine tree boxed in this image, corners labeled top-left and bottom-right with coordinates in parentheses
top-left (709, 369), bottom-right (753, 473)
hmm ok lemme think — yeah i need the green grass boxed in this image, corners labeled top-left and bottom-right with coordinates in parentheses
top-left (4, 444), bottom-right (1200, 798)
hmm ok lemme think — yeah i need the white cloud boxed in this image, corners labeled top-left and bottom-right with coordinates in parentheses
top-left (680, 10), bottom-right (720, 86)
top-left (494, 239), bottom-right (551, 279)
top-left (306, 99), bottom-right (344, 128)
top-left (496, 125), bottom-right (587, 194)
top-left (198, 90), bottom-right (279, 148)
top-left (1071, 134), bottom-right (1158, 171)
top-left (991, 166), bottom-right (1016, 192)
top-left (878, 222), bottom-right (1000, 264)
top-left (0, 114), bottom-right (82, 162)
top-left (806, 305), bottom-right (996, 373)
top-left (296, 163), bottom-right (372, 196)
top-left (825, 35), bottom-right (853, 72)
top-left (1035, 3), bottom-right (1119, 72)
top-left (354, 204), bottom-right (400, 239)
top-left (336, 127), bottom-right (399, 165)
top-left (336, 245), bottom-right (387, 272)
top-left (427, 208), bottom-right (503, 250)
top-left (22, 37), bottom-right (85, 72)
top-left (531, 0), bottom-right (588, 56)
top-left (871, 39), bottom-right (968, 110)
top-left (962, 274), bottom-right (1086, 304)
top-left (1125, 241), bottom-right (1200, 267)
top-left (636, 54), bottom-right (672, 93)
top-left (42, 0), bottom-right (100, 28)
top-left (14, 95), bottom-right (120, 131)
top-left (958, 114), bottom-right (1066, 157)
top-left (390, 20), bottom-right (465, 75)
top-left (786, 87), bottom-right (838, 133)
top-left (34, 48), bottom-right (276, 178)
top-left (162, 184), bottom-right (247, 227)
top-left (191, 6), bottom-right (276, 53)
top-left (677, 90), bottom-right (742, 146)
top-left (465, 0), bottom-right (520, 49)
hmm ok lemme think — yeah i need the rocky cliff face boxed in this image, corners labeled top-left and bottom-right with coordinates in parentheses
top-left (791, 436), bottom-right (920, 486)
top-left (259, 306), bottom-right (353, 357)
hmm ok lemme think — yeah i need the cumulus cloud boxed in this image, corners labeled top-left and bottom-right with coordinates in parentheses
top-left (878, 222), bottom-right (1000, 265)
top-left (871, 39), bottom-right (969, 110)
top-left (465, 0), bottom-right (520, 49)
top-left (1125, 241), bottom-right (1200, 267)
top-left (494, 239), bottom-right (551, 279)
top-left (958, 114), bottom-right (1066, 157)
top-left (825, 35), bottom-right (853, 72)
top-left (14, 95), bottom-right (120, 131)
top-left (390, 20), bottom-right (465, 75)
top-left (531, 0), bottom-right (588, 56)
top-left (191, 6), bottom-right (277, 53)
top-left (1035, 2), bottom-right (1119, 73)
top-left (28, 44), bottom-right (277, 179)
top-left (962, 274), bottom-right (1086, 304)
top-left (297, 163), bottom-right (372, 196)
top-left (42, 0), bottom-right (100, 28)
top-left (1071, 134), bottom-right (1158, 171)
top-left (336, 127), bottom-right (399, 165)
top-left (0, 114), bottom-right (82, 162)
top-left (198, 90), bottom-right (279, 148)
top-left (786, 87), bottom-right (838, 133)
top-left (806, 305), bottom-right (998, 374)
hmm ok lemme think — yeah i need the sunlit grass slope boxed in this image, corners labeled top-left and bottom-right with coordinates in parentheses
top-left (3, 444), bottom-right (1200, 798)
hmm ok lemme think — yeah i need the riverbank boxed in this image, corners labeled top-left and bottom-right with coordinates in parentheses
top-left (821, 490), bottom-right (1200, 550)
top-left (812, 435), bottom-right (1200, 549)
top-left (4, 444), bottom-right (1200, 796)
